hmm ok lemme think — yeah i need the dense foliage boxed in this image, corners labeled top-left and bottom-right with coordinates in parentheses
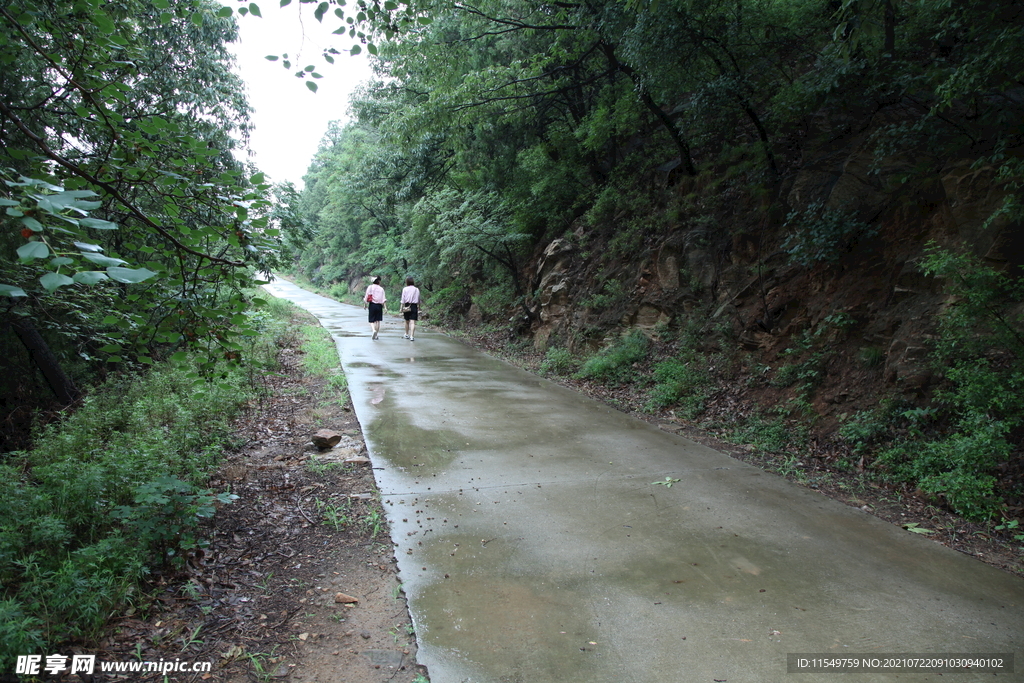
top-left (0, 0), bottom-right (300, 665)
top-left (291, 0), bottom-right (1022, 296)
top-left (0, 299), bottom-right (295, 669)
top-left (1, 0), bottom-right (284, 427)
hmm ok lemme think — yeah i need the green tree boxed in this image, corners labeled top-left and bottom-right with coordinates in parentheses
top-left (1, 0), bottom-right (280, 399)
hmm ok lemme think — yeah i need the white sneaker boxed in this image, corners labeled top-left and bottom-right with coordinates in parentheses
top-left (403, 334), bottom-right (409, 339)
top-left (409, 337), bottom-right (415, 341)
top-left (372, 331), bottom-right (378, 340)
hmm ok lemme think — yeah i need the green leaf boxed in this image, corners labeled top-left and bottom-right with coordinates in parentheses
top-left (80, 217), bottom-right (117, 230)
top-left (417, 15), bottom-right (432, 24)
top-left (265, 55), bottom-right (280, 61)
top-left (93, 11), bottom-right (116, 33)
top-left (190, 11), bottom-right (204, 26)
top-left (367, 42), bottom-right (378, 55)
top-left (82, 253), bottom-right (127, 267)
top-left (73, 241), bottom-right (104, 252)
top-left (50, 257), bottom-right (74, 267)
top-left (249, 3), bottom-right (262, 17)
top-left (306, 81), bottom-right (318, 92)
top-left (218, 6), bottom-right (233, 16)
top-left (17, 241), bottom-right (49, 260)
top-left (350, 44), bottom-right (361, 55)
top-left (152, 0), bottom-right (170, 8)
top-left (20, 216), bottom-right (43, 231)
top-left (280, 0), bottom-right (291, 5)
top-left (100, 344), bottom-right (122, 353)
top-left (0, 284), bottom-right (27, 297)
top-left (101, 315), bottom-right (120, 325)
top-left (73, 271), bottom-right (110, 285)
top-left (314, 2), bottom-right (328, 21)
top-left (250, 172), bottom-right (265, 184)
top-left (170, 351), bottom-right (189, 362)
top-left (107, 266), bottom-right (158, 283)
top-left (39, 272), bottom-right (74, 292)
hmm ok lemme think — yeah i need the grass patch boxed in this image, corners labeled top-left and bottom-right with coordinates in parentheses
top-left (646, 351), bottom-right (715, 417)
top-left (299, 324), bottom-right (348, 398)
top-left (576, 330), bottom-right (650, 385)
top-left (728, 409), bottom-right (808, 454)
top-left (538, 346), bottom-right (577, 376)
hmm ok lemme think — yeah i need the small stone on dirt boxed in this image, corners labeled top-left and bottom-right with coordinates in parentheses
top-left (335, 592), bottom-right (359, 604)
top-left (311, 429), bottom-right (343, 449)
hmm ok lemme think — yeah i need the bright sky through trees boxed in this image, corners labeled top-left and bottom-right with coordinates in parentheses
top-left (226, 1), bottom-right (374, 188)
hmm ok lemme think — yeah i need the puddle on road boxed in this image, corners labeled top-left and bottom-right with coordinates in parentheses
top-left (366, 403), bottom-right (465, 470)
top-left (345, 362), bottom-right (402, 379)
top-left (413, 575), bottom-right (608, 683)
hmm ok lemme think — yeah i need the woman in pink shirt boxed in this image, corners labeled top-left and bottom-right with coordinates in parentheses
top-left (401, 277), bottom-right (421, 341)
top-left (364, 276), bottom-right (386, 340)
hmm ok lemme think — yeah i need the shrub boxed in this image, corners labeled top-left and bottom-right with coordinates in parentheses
top-left (539, 346), bottom-right (576, 376)
top-left (646, 352), bottom-right (713, 417)
top-left (729, 410), bottom-right (806, 454)
top-left (876, 420), bottom-right (1008, 520)
top-left (111, 476), bottom-right (238, 567)
top-left (576, 330), bottom-right (650, 384)
top-left (0, 295), bottom-right (297, 668)
top-left (867, 246), bottom-right (1024, 520)
top-left (783, 201), bottom-right (877, 266)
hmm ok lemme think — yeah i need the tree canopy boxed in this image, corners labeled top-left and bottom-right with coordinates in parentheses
top-left (289, 0), bottom-right (1023, 312)
top-left (1, 0), bottom-right (283, 403)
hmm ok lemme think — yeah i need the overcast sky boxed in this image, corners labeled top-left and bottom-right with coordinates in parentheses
top-left (226, 2), bottom-right (375, 188)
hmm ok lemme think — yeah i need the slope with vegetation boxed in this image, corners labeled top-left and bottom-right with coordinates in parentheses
top-left (285, 0), bottom-right (1024, 538)
top-left (0, 0), bottom-right (284, 670)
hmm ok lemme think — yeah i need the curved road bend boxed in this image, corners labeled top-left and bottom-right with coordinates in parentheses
top-left (263, 279), bottom-right (1024, 683)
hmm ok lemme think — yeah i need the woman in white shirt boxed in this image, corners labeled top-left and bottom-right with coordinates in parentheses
top-left (364, 276), bottom-right (386, 340)
top-left (400, 277), bottom-right (421, 341)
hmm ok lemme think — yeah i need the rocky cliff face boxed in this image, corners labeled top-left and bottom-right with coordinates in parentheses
top-left (523, 112), bottom-right (1020, 427)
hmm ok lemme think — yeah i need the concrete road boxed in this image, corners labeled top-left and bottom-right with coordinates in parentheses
top-left (263, 279), bottom-right (1024, 683)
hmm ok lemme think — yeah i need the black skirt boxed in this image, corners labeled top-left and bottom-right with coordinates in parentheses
top-left (368, 302), bottom-right (383, 322)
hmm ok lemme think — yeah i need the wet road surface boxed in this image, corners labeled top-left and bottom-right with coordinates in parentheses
top-left (263, 279), bottom-right (1024, 682)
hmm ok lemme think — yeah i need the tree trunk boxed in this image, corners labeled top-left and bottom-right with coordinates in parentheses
top-left (600, 42), bottom-right (698, 176)
top-left (9, 316), bottom-right (80, 406)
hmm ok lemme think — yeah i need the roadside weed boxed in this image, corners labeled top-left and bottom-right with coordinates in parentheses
top-left (316, 498), bottom-right (353, 531)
